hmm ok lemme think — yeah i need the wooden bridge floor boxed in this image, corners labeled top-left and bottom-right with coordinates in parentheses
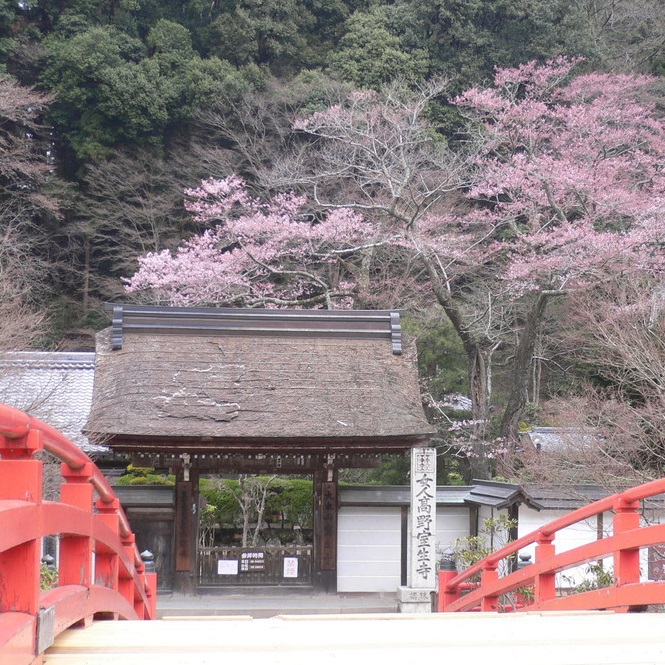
top-left (44, 611), bottom-right (665, 664)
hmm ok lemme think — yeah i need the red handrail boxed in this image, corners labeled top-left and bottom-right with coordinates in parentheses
top-left (438, 477), bottom-right (665, 613)
top-left (0, 403), bottom-right (157, 665)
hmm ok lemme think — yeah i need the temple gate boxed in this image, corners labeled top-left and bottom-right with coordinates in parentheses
top-left (85, 305), bottom-right (434, 594)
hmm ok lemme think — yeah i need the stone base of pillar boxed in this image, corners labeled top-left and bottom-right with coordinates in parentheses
top-left (397, 586), bottom-right (435, 613)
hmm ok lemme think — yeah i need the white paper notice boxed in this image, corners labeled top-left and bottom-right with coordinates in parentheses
top-left (283, 557), bottom-right (298, 578)
top-left (217, 559), bottom-right (239, 575)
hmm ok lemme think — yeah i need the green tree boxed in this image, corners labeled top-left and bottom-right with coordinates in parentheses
top-left (413, 0), bottom-right (574, 90)
top-left (203, 0), bottom-right (317, 74)
top-left (328, 5), bottom-right (430, 88)
top-left (267, 478), bottom-right (313, 531)
top-left (42, 22), bottom-right (256, 164)
top-left (42, 26), bottom-right (146, 161)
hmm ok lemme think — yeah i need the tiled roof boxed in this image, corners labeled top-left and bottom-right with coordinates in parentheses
top-left (466, 479), bottom-right (543, 510)
top-left (520, 484), bottom-right (665, 510)
top-left (519, 426), bottom-right (600, 451)
top-left (0, 352), bottom-right (103, 455)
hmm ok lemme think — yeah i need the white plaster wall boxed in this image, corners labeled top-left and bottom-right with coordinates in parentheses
top-left (337, 501), bottom-right (664, 593)
top-left (337, 505), bottom-right (471, 592)
top-left (435, 507), bottom-right (469, 559)
top-left (641, 507), bottom-right (665, 581)
top-left (337, 506), bottom-right (402, 592)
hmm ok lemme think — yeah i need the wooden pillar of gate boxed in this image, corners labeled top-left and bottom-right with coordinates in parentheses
top-left (313, 466), bottom-right (338, 593)
top-left (173, 462), bottom-right (200, 595)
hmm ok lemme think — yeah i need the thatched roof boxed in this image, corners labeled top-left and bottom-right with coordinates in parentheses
top-left (85, 306), bottom-right (434, 454)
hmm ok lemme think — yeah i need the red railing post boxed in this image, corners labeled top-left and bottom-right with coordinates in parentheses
top-left (118, 533), bottom-right (138, 611)
top-left (133, 560), bottom-right (147, 619)
top-left (0, 429), bottom-right (43, 616)
top-left (613, 497), bottom-right (641, 587)
top-left (534, 532), bottom-right (556, 604)
top-left (94, 497), bottom-right (120, 594)
top-left (437, 568), bottom-right (459, 611)
top-left (59, 462), bottom-right (94, 592)
top-left (480, 561), bottom-right (500, 611)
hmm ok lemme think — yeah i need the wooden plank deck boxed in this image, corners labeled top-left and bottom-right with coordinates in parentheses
top-left (44, 611), bottom-right (665, 664)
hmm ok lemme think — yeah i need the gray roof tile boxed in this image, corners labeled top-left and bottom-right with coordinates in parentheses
top-left (0, 352), bottom-right (103, 455)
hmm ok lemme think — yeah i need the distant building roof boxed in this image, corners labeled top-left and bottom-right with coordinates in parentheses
top-left (466, 479), bottom-right (542, 510)
top-left (440, 393), bottom-right (472, 412)
top-left (520, 426), bottom-right (601, 451)
top-left (85, 305), bottom-right (435, 454)
top-left (0, 351), bottom-right (104, 455)
top-left (521, 484), bottom-right (665, 511)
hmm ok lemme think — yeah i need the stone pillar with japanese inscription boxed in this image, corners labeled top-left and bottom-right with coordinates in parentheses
top-left (398, 447), bottom-right (437, 613)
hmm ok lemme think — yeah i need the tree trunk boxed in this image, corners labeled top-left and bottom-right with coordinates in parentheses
top-left (236, 476), bottom-right (252, 548)
top-left (251, 476), bottom-right (275, 547)
top-left (466, 344), bottom-right (494, 480)
top-left (500, 292), bottom-right (550, 442)
top-left (82, 237), bottom-right (91, 315)
top-left (420, 251), bottom-right (495, 479)
top-left (468, 344), bottom-right (491, 427)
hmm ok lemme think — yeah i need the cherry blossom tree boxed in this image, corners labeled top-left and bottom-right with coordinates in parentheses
top-left (285, 59), bottom-right (665, 468)
top-left (125, 175), bottom-right (382, 308)
top-left (286, 79), bottom-right (508, 478)
top-left (455, 57), bottom-right (665, 440)
top-left (126, 60), bottom-right (665, 478)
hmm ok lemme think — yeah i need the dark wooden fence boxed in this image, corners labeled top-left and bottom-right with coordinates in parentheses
top-left (198, 546), bottom-right (313, 586)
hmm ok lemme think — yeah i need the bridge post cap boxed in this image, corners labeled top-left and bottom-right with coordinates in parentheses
top-left (517, 553), bottom-right (532, 569)
top-left (41, 554), bottom-right (56, 566)
top-left (439, 556), bottom-right (457, 571)
top-left (141, 550), bottom-right (156, 573)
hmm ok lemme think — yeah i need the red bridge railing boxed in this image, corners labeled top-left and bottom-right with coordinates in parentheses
top-left (0, 403), bottom-right (156, 664)
top-left (438, 477), bottom-right (665, 613)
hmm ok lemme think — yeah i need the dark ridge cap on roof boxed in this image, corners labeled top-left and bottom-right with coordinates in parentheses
top-left (106, 303), bottom-right (406, 354)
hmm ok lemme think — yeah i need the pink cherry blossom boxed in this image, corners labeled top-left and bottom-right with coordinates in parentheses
top-left (126, 176), bottom-right (381, 308)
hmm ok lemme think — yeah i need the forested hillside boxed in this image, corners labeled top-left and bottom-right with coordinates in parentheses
top-left (0, 0), bottom-right (663, 483)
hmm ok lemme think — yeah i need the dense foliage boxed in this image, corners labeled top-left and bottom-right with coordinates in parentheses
top-left (0, 0), bottom-right (663, 484)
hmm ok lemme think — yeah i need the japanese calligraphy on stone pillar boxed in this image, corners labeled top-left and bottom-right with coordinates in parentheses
top-left (410, 447), bottom-right (436, 589)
